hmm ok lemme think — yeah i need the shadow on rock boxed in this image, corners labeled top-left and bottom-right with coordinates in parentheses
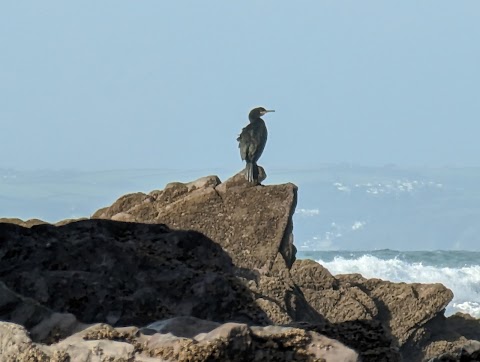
top-left (0, 219), bottom-right (272, 330)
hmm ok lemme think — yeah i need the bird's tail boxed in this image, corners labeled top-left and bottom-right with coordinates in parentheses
top-left (245, 162), bottom-right (258, 184)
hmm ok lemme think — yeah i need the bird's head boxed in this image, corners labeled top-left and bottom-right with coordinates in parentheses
top-left (249, 107), bottom-right (275, 121)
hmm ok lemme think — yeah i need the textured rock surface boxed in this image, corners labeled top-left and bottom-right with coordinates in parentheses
top-left (0, 280), bottom-right (84, 344)
top-left (292, 262), bottom-right (460, 359)
top-left (0, 318), bottom-right (359, 362)
top-left (92, 173), bottom-right (297, 272)
top-left (0, 322), bottom-right (51, 362)
top-left (0, 220), bottom-right (272, 326)
top-left (402, 313), bottom-right (480, 361)
top-left (335, 274), bottom-right (453, 345)
top-left (300, 320), bottom-right (402, 362)
top-left (91, 173), bottom-right (324, 327)
top-left (291, 262), bottom-right (378, 323)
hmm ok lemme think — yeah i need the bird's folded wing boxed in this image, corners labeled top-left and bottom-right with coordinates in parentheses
top-left (237, 127), bottom-right (257, 161)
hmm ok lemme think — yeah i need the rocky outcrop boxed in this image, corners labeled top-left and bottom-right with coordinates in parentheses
top-left (2, 173), bottom-right (479, 361)
top-left (336, 273), bottom-right (453, 346)
top-left (402, 312), bottom-right (480, 361)
top-left (289, 259), bottom-right (469, 360)
top-left (0, 218), bottom-right (361, 361)
top-left (0, 220), bottom-right (270, 327)
top-left (0, 318), bottom-right (359, 362)
top-left (90, 174), bottom-right (480, 361)
top-left (91, 173), bottom-right (324, 326)
top-left (92, 173), bottom-right (297, 272)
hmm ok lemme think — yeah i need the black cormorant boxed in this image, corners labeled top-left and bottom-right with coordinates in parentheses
top-left (237, 107), bottom-right (275, 184)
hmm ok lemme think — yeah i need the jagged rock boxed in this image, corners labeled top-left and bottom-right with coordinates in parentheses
top-left (339, 275), bottom-right (453, 346)
top-left (424, 340), bottom-right (480, 362)
top-left (445, 313), bottom-right (480, 341)
top-left (0, 220), bottom-right (273, 326)
top-left (290, 259), bottom-right (338, 290)
top-left (292, 261), bottom-right (455, 359)
top-left (402, 312), bottom-right (480, 361)
top-left (298, 320), bottom-right (402, 362)
top-left (291, 260), bottom-right (378, 323)
top-left (90, 174), bottom-right (323, 327)
top-left (294, 266), bottom-right (453, 344)
top-left (92, 173), bottom-right (297, 272)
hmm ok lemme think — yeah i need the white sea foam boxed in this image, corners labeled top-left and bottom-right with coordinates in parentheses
top-left (316, 255), bottom-right (480, 317)
top-left (351, 221), bottom-right (366, 230)
top-left (333, 182), bottom-right (351, 192)
top-left (348, 178), bottom-right (443, 195)
top-left (295, 208), bottom-right (320, 217)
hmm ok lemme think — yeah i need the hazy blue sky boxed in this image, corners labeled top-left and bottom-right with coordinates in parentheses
top-left (1, 1), bottom-right (479, 172)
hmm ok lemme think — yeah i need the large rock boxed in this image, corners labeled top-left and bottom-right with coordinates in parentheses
top-left (91, 174), bottom-right (324, 327)
top-left (402, 313), bottom-right (480, 361)
top-left (92, 173), bottom-right (297, 272)
top-left (290, 260), bottom-right (478, 361)
top-left (0, 220), bottom-right (271, 326)
top-left (335, 274), bottom-right (453, 346)
top-left (291, 261), bottom-right (378, 323)
top-left (291, 261), bottom-right (455, 357)
top-left (90, 175), bottom-right (402, 360)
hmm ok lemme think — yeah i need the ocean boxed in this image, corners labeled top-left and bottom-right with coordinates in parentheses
top-left (297, 249), bottom-right (480, 318)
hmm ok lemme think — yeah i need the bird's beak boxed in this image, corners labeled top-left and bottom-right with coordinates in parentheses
top-left (261, 110), bottom-right (275, 115)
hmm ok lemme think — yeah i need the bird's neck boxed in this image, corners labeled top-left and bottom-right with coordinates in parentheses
top-left (249, 116), bottom-right (264, 123)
